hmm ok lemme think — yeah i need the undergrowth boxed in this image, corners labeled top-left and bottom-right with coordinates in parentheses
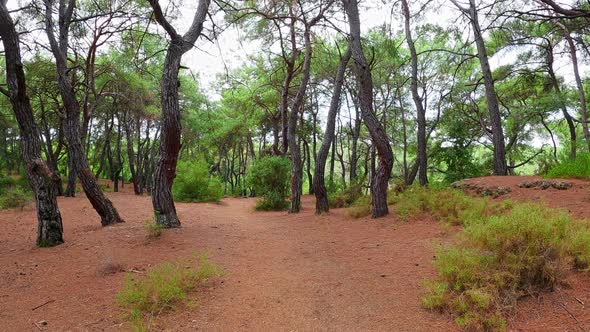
top-left (390, 186), bottom-right (512, 225)
top-left (329, 180), bottom-right (365, 209)
top-left (116, 254), bottom-right (224, 331)
top-left (145, 220), bottom-right (163, 238)
top-left (0, 174), bottom-right (32, 210)
top-left (546, 153), bottom-right (590, 179)
top-left (389, 187), bottom-right (590, 331)
top-left (247, 156), bottom-right (290, 211)
top-left (172, 161), bottom-right (224, 203)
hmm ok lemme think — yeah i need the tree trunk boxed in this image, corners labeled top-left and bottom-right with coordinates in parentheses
top-left (280, 16), bottom-right (297, 156)
top-left (313, 45), bottom-right (351, 213)
top-left (471, 0), bottom-right (507, 175)
top-left (453, 0), bottom-right (507, 175)
top-left (147, 0), bottom-right (210, 227)
top-left (402, 0), bottom-right (428, 185)
top-left (287, 27), bottom-right (314, 213)
top-left (44, 0), bottom-right (123, 226)
top-left (344, 0), bottom-right (394, 218)
top-left (0, 4), bottom-right (64, 246)
top-left (124, 112), bottom-right (142, 194)
top-left (559, 24), bottom-right (590, 152)
top-left (152, 42), bottom-right (184, 227)
top-left (546, 40), bottom-right (576, 160)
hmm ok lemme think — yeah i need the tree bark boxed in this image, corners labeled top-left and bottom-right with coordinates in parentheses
top-left (343, 0), bottom-right (394, 218)
top-left (313, 45), bottom-right (351, 214)
top-left (546, 40), bottom-right (577, 160)
top-left (147, 0), bottom-right (210, 227)
top-left (557, 23), bottom-right (590, 152)
top-left (44, 0), bottom-right (123, 226)
top-left (0, 3), bottom-right (64, 246)
top-left (402, 0), bottom-right (428, 185)
top-left (280, 15), bottom-right (297, 156)
top-left (453, 0), bottom-right (507, 175)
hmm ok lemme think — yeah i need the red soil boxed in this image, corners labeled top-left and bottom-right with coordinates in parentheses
top-left (0, 176), bottom-right (588, 331)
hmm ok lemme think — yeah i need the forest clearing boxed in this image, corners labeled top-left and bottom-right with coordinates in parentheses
top-left (4, 0), bottom-right (590, 330)
top-left (0, 176), bottom-right (588, 331)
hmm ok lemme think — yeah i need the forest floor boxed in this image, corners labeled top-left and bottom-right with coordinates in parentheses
top-left (0, 176), bottom-right (589, 331)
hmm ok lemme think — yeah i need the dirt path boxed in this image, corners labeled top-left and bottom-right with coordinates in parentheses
top-left (0, 176), bottom-right (589, 331)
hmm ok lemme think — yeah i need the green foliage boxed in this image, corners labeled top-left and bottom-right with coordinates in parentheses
top-left (391, 186), bottom-right (512, 225)
top-left (0, 175), bottom-right (32, 210)
top-left (117, 254), bottom-right (223, 331)
top-left (172, 161), bottom-right (224, 203)
top-left (406, 188), bottom-right (590, 331)
top-left (546, 153), bottom-right (590, 179)
top-left (0, 174), bottom-right (16, 193)
top-left (145, 220), bottom-right (163, 238)
top-left (0, 187), bottom-right (32, 210)
top-left (329, 180), bottom-right (365, 208)
top-left (346, 195), bottom-right (372, 218)
top-left (247, 156), bottom-right (290, 211)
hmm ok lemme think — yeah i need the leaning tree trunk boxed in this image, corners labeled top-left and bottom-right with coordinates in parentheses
top-left (313, 45), bottom-right (351, 214)
top-left (343, 0), bottom-right (394, 218)
top-left (280, 16), bottom-right (297, 156)
top-left (148, 0), bottom-right (210, 227)
top-left (0, 3), bottom-right (64, 246)
top-left (288, 26), bottom-right (315, 213)
top-left (44, 0), bottom-right (123, 226)
top-left (402, 0), bottom-right (428, 185)
top-left (152, 43), bottom-right (184, 227)
top-left (454, 0), bottom-right (508, 175)
top-left (546, 41), bottom-right (577, 160)
top-left (559, 24), bottom-right (590, 152)
top-left (470, 0), bottom-right (507, 175)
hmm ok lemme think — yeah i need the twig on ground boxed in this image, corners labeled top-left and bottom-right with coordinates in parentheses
top-left (32, 299), bottom-right (55, 311)
top-left (556, 301), bottom-right (585, 332)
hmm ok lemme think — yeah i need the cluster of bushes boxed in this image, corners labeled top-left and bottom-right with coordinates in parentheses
top-left (328, 179), bottom-right (365, 209)
top-left (546, 153), bottom-right (590, 179)
top-left (172, 161), bottom-right (224, 203)
top-left (117, 254), bottom-right (223, 331)
top-left (390, 186), bottom-right (590, 330)
top-left (0, 174), bottom-right (32, 210)
top-left (247, 156), bottom-right (290, 211)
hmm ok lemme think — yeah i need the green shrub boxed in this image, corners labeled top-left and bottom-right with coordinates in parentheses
top-left (247, 156), bottom-right (290, 211)
top-left (419, 197), bottom-right (590, 330)
top-left (145, 220), bottom-right (163, 238)
top-left (346, 195), bottom-right (372, 218)
top-left (255, 191), bottom-right (290, 211)
top-left (0, 174), bottom-right (16, 194)
top-left (390, 186), bottom-right (512, 225)
top-left (117, 254), bottom-right (223, 331)
top-left (0, 187), bottom-right (32, 210)
top-left (546, 153), bottom-right (590, 179)
top-left (329, 180), bottom-right (365, 208)
top-left (172, 161), bottom-right (224, 203)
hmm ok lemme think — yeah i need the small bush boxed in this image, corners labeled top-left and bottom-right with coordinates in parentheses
top-left (346, 195), bottom-right (372, 218)
top-left (172, 161), bottom-right (224, 203)
top-left (255, 191), bottom-right (290, 211)
top-left (0, 187), bottom-right (32, 210)
top-left (546, 153), bottom-right (590, 179)
top-left (329, 180), bottom-right (365, 208)
top-left (419, 197), bottom-right (590, 330)
top-left (247, 156), bottom-right (290, 211)
top-left (117, 254), bottom-right (223, 331)
top-left (145, 220), bottom-right (163, 238)
top-left (390, 186), bottom-right (512, 225)
top-left (0, 174), bottom-right (16, 194)
top-left (100, 183), bottom-right (113, 192)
